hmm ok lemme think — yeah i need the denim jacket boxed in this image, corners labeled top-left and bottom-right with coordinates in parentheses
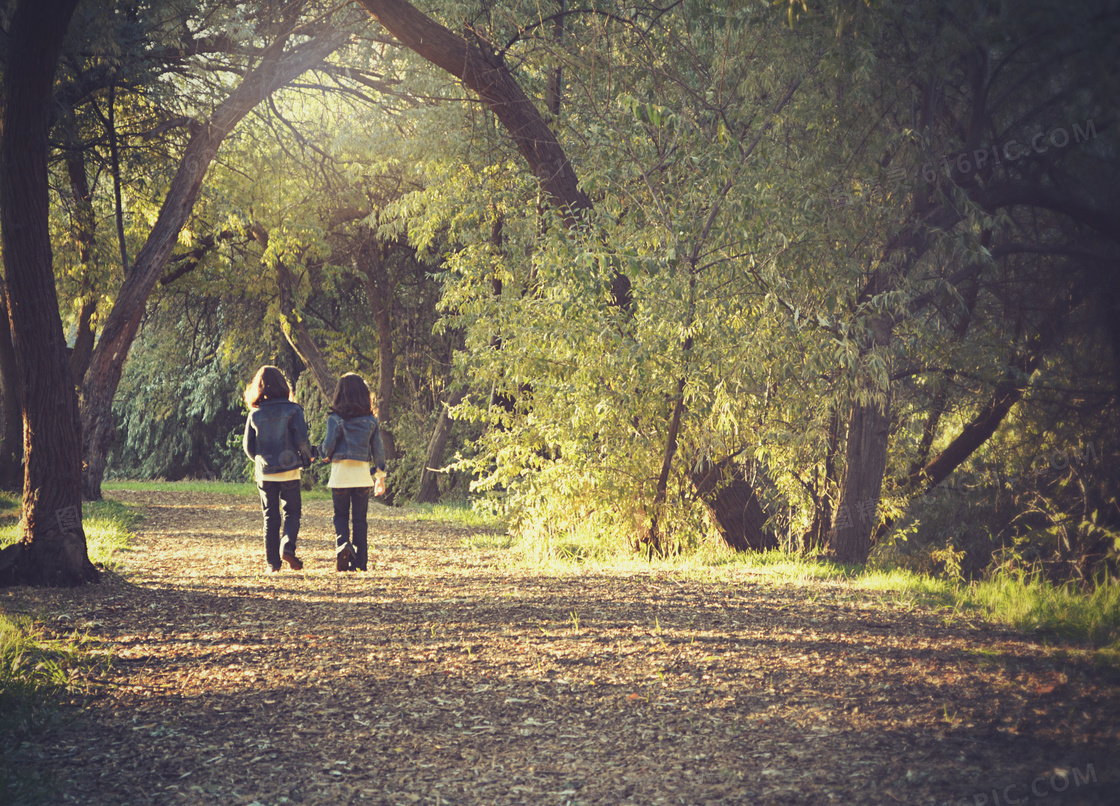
top-left (318, 412), bottom-right (386, 471)
top-left (243, 400), bottom-right (315, 474)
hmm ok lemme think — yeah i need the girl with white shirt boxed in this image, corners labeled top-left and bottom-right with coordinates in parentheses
top-left (318, 373), bottom-right (387, 571)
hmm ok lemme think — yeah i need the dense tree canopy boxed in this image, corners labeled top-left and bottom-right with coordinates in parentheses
top-left (1, 0), bottom-right (1116, 586)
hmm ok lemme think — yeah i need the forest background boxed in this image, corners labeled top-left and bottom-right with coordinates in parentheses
top-left (0, 0), bottom-right (1117, 593)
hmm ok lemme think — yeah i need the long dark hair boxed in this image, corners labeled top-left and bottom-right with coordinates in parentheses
top-left (244, 365), bottom-right (292, 409)
top-left (330, 373), bottom-right (374, 419)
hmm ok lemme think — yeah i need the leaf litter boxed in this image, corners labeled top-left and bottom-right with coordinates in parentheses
top-left (2, 489), bottom-right (1117, 805)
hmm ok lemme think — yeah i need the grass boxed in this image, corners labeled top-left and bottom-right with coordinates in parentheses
top-left (0, 615), bottom-right (108, 804)
top-left (405, 501), bottom-right (508, 532)
top-left (963, 569), bottom-right (1120, 653)
top-left (1, 491), bottom-right (131, 803)
top-left (511, 520), bottom-right (1120, 655)
top-left (103, 478), bottom-right (333, 500)
top-left (0, 498), bottom-right (142, 572)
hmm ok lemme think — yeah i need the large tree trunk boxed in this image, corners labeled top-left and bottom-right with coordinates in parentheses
top-left (0, 287), bottom-right (23, 491)
top-left (691, 458), bottom-right (778, 552)
top-left (826, 392), bottom-right (892, 566)
top-left (825, 312), bottom-right (893, 565)
top-left (416, 389), bottom-right (466, 504)
top-left (79, 26), bottom-right (349, 499)
top-left (0, 0), bottom-right (99, 587)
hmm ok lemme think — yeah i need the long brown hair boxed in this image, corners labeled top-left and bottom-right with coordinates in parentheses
top-left (244, 365), bottom-right (292, 409)
top-left (330, 373), bottom-right (374, 419)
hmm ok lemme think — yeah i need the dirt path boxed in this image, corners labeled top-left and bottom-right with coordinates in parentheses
top-left (3, 489), bottom-right (1118, 805)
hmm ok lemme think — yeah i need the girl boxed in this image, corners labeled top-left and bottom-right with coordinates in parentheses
top-left (243, 366), bottom-right (315, 572)
top-left (318, 373), bottom-right (387, 571)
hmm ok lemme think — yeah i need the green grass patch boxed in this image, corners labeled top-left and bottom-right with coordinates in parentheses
top-left (961, 569), bottom-right (1120, 652)
top-left (0, 614), bottom-right (107, 803)
top-left (692, 549), bottom-right (1118, 652)
top-left (103, 479), bottom-right (332, 500)
top-left (405, 501), bottom-right (508, 532)
top-left (82, 500), bottom-right (143, 570)
top-left (515, 522), bottom-right (1119, 656)
top-left (0, 499), bottom-right (141, 572)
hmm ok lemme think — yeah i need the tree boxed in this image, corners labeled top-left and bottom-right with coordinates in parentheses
top-left (818, 0), bottom-right (1120, 564)
top-left (78, 2), bottom-right (355, 499)
top-left (414, 1), bottom-right (826, 553)
top-left (0, 0), bottom-right (99, 586)
top-left (0, 282), bottom-right (20, 491)
top-left (354, 0), bottom-right (631, 309)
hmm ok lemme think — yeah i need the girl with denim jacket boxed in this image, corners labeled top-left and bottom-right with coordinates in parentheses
top-left (243, 366), bottom-right (315, 572)
top-left (318, 373), bottom-right (387, 571)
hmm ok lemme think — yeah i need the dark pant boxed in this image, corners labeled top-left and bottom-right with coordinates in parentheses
top-left (258, 479), bottom-right (302, 569)
top-left (332, 487), bottom-right (371, 570)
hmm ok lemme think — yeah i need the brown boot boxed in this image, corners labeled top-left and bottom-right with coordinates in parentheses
top-left (282, 552), bottom-right (303, 571)
top-left (336, 543), bottom-right (353, 572)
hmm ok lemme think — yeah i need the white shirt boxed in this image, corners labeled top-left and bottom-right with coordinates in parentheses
top-left (327, 459), bottom-right (374, 488)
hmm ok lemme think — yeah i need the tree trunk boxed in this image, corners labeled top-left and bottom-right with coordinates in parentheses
top-left (357, 239), bottom-right (397, 461)
top-left (416, 389), bottom-right (466, 504)
top-left (545, 0), bottom-right (566, 119)
top-left (69, 298), bottom-right (98, 385)
top-left (825, 392), bottom-right (892, 566)
top-left (691, 458), bottom-right (778, 552)
top-left (357, 0), bottom-right (587, 216)
top-left (639, 375), bottom-right (687, 556)
top-left (79, 27), bottom-right (348, 499)
top-left (0, 0), bottom-right (99, 586)
top-left (0, 287), bottom-right (23, 491)
top-left (800, 404), bottom-right (840, 554)
top-left (64, 140), bottom-right (99, 385)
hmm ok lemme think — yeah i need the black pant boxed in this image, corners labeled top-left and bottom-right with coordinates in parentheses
top-left (258, 479), bottom-right (302, 569)
top-left (332, 487), bottom-right (371, 570)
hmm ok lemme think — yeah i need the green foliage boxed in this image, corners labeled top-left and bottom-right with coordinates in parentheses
top-left (108, 295), bottom-right (250, 483)
top-left (31, 0), bottom-right (1118, 580)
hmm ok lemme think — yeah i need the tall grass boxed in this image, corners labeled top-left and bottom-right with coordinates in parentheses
top-left (963, 570), bottom-right (1120, 652)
